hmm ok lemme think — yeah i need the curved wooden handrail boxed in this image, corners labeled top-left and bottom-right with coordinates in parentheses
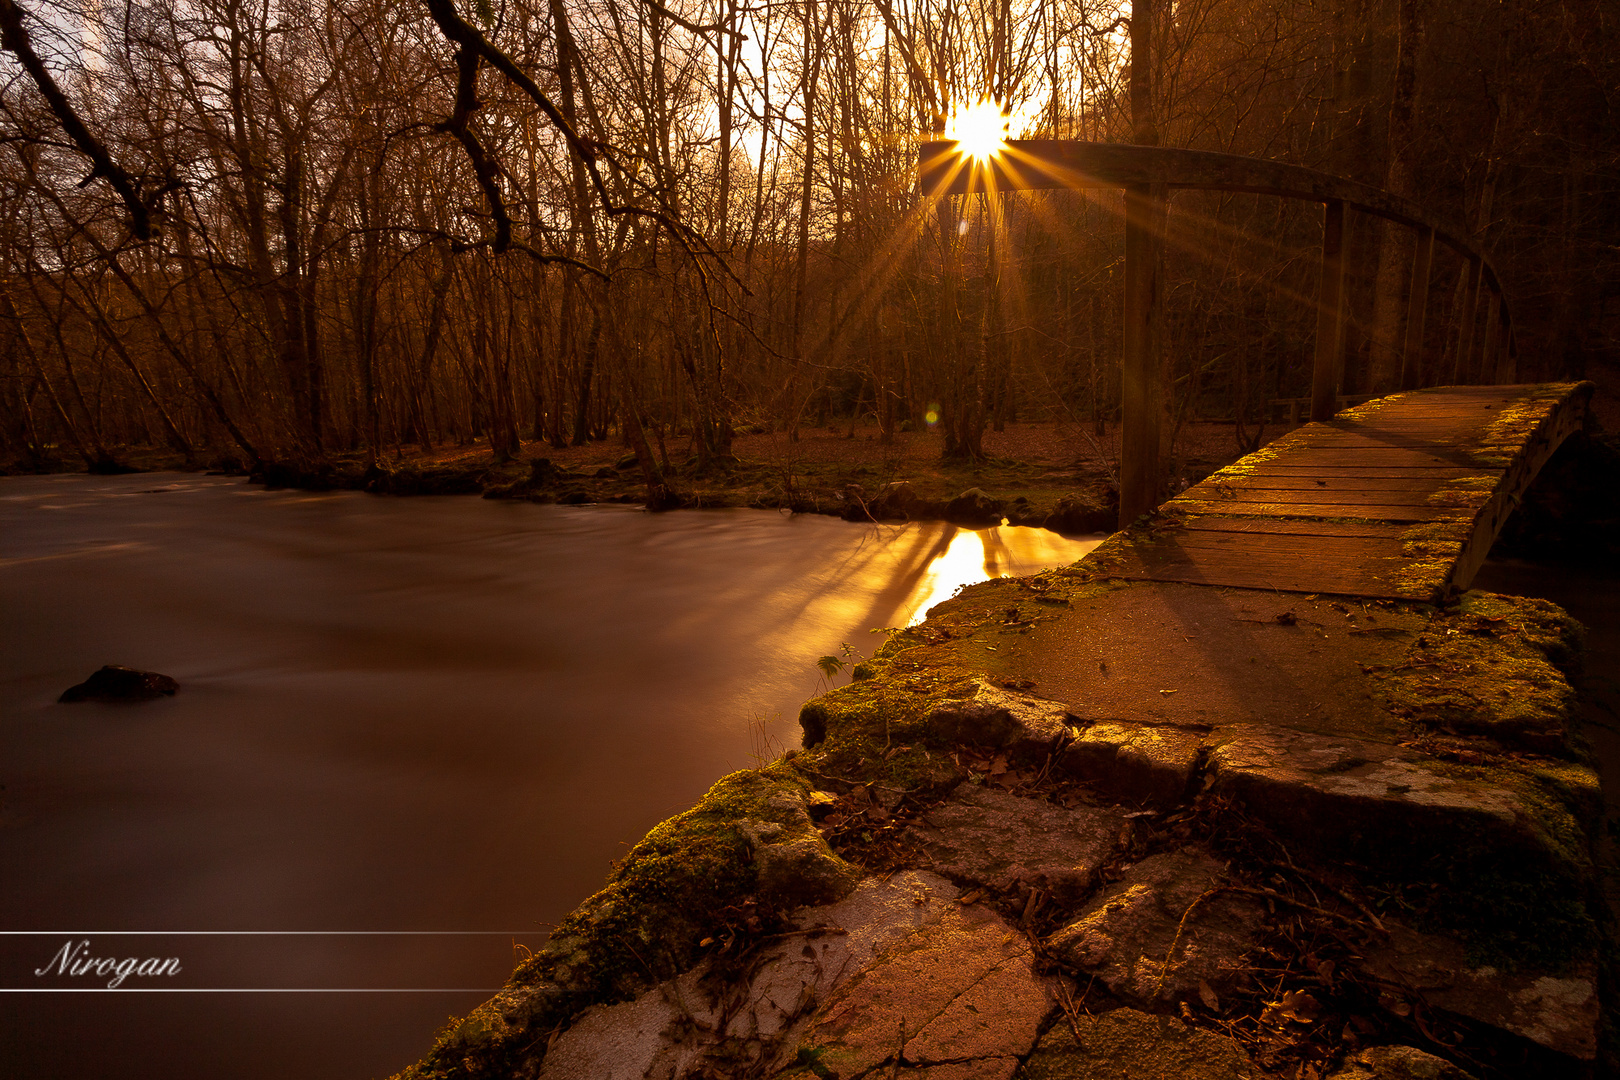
top-left (919, 140), bottom-right (1502, 296)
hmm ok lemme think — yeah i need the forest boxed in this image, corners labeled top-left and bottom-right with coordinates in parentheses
top-left (0, 0), bottom-right (1614, 481)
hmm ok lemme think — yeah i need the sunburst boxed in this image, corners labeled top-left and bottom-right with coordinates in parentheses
top-left (946, 99), bottom-right (1009, 161)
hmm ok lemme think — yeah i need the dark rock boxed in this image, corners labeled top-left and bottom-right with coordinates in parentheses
top-left (1005, 497), bottom-right (1045, 527)
top-left (945, 487), bottom-right (1005, 527)
top-left (1044, 850), bottom-right (1265, 1007)
top-left (366, 466), bottom-right (484, 495)
top-left (251, 460), bottom-right (336, 491)
top-left (614, 453), bottom-right (640, 471)
top-left (60, 665), bottom-right (179, 703)
top-left (1060, 722), bottom-right (1203, 807)
top-left (1019, 1009), bottom-right (1257, 1079)
top-left (1358, 922), bottom-right (1599, 1061)
top-left (1327, 1046), bottom-right (1479, 1080)
top-left (556, 489), bottom-right (592, 505)
top-left (1043, 494), bottom-right (1115, 536)
top-left (593, 466), bottom-right (617, 479)
top-left (904, 786), bottom-right (1126, 904)
top-left (87, 456), bottom-right (142, 475)
top-left (926, 680), bottom-right (1072, 764)
top-left (529, 457), bottom-right (559, 485)
top-left (868, 481), bottom-right (924, 520)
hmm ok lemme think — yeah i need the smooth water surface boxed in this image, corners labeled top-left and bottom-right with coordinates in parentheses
top-left (0, 474), bottom-right (1098, 1079)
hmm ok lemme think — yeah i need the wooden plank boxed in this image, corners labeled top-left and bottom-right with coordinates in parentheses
top-left (1222, 466), bottom-right (1490, 480)
top-left (1174, 516), bottom-right (1413, 539)
top-left (1177, 487), bottom-right (1488, 508)
top-left (1162, 500), bottom-right (1460, 522)
top-left (1192, 476), bottom-right (1488, 493)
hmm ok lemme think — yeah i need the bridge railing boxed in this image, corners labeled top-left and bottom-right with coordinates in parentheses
top-left (918, 140), bottom-right (1514, 526)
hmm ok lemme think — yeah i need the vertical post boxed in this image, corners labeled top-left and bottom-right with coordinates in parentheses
top-left (1118, 0), bottom-right (1162, 529)
top-left (1120, 184), bottom-right (1166, 527)
top-left (1452, 257), bottom-right (1482, 383)
top-left (1479, 290), bottom-right (1502, 383)
top-left (1311, 199), bottom-right (1347, 422)
top-left (1492, 306), bottom-right (1516, 384)
top-left (1399, 227), bottom-right (1434, 390)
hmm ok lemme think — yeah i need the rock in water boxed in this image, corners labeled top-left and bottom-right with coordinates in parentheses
top-left (59, 666), bottom-right (179, 703)
top-left (945, 487), bottom-right (1005, 527)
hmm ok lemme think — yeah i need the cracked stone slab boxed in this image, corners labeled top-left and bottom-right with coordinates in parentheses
top-left (1017, 1008), bottom-right (1259, 1079)
top-left (538, 871), bottom-right (961, 1079)
top-left (795, 902), bottom-right (1055, 1078)
top-left (1045, 850), bottom-right (1265, 1006)
top-left (1061, 721), bottom-right (1203, 806)
top-left (926, 681), bottom-right (1072, 764)
top-left (903, 786), bottom-right (1127, 905)
top-left (1326, 1045), bottom-right (1479, 1080)
top-left (1202, 724), bottom-right (1540, 865)
top-left (1359, 923), bottom-right (1599, 1061)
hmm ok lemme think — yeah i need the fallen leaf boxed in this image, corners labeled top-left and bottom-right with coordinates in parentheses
top-left (1197, 979), bottom-right (1221, 1012)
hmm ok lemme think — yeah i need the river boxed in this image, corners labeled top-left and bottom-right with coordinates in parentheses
top-left (0, 473), bottom-right (1099, 1079)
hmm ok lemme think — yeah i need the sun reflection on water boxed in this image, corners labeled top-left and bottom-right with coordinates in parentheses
top-left (901, 525), bottom-right (1102, 626)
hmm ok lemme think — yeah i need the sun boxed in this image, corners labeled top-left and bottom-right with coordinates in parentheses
top-left (947, 99), bottom-right (1009, 160)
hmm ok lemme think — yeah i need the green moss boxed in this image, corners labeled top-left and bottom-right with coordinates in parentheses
top-left (395, 764), bottom-right (824, 1080)
top-left (1375, 592), bottom-right (1584, 751)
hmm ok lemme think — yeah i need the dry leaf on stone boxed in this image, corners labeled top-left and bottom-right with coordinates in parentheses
top-left (1263, 990), bottom-right (1321, 1025)
top-left (1197, 979), bottom-right (1221, 1012)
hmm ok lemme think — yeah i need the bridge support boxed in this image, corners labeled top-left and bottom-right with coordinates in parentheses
top-left (1311, 200), bottom-right (1347, 422)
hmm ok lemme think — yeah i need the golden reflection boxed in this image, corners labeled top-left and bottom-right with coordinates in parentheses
top-left (900, 526), bottom-right (1101, 626)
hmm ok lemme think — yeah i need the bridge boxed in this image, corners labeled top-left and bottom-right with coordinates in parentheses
top-left (919, 139), bottom-right (1537, 532)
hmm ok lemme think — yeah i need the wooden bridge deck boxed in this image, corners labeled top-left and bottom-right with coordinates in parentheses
top-left (1085, 382), bottom-right (1593, 600)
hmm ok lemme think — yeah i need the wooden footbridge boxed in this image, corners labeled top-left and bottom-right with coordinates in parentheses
top-left (1085, 381), bottom-right (1593, 600)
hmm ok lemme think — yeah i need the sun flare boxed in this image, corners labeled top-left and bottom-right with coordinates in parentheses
top-left (946, 99), bottom-right (1009, 160)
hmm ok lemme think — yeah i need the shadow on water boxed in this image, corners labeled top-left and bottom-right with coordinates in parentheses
top-left (0, 474), bottom-right (1097, 1080)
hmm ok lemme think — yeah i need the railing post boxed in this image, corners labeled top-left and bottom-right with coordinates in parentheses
top-left (1452, 257), bottom-right (1483, 383)
top-left (1400, 227), bottom-right (1434, 390)
top-left (1480, 290), bottom-right (1502, 384)
top-left (1120, 182), bottom-right (1167, 527)
top-left (1493, 307), bottom-right (1516, 384)
top-left (1311, 199), bottom-right (1347, 422)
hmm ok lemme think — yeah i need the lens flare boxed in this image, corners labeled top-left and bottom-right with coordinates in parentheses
top-left (947, 99), bottom-right (1009, 160)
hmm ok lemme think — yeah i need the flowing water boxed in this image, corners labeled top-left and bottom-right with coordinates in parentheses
top-left (0, 473), bottom-right (1099, 1079)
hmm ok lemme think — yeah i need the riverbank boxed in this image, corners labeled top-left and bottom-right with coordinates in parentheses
top-left (0, 421), bottom-right (1273, 536)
